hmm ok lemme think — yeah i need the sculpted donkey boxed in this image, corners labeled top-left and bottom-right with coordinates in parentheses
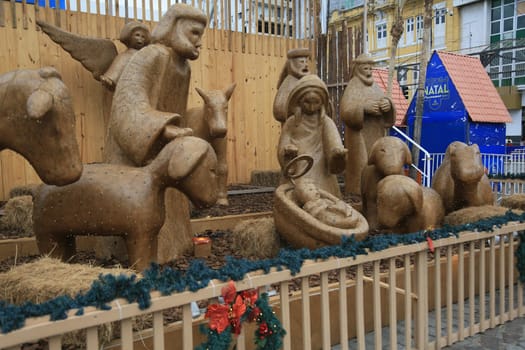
top-left (0, 67), bottom-right (83, 185)
top-left (33, 136), bottom-right (218, 271)
top-left (432, 141), bottom-right (494, 214)
top-left (183, 84), bottom-right (236, 206)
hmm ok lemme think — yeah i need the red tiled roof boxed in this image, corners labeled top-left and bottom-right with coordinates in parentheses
top-left (372, 68), bottom-right (408, 126)
top-left (436, 51), bottom-right (511, 123)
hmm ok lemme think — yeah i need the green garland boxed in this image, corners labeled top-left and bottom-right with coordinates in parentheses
top-left (252, 293), bottom-right (286, 350)
top-left (1, 210), bottom-right (525, 346)
top-left (489, 173), bottom-right (525, 180)
top-left (196, 292), bottom-right (285, 350)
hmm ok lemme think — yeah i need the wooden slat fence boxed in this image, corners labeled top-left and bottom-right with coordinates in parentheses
top-left (317, 20), bottom-right (362, 135)
top-left (0, 0), bottom-right (318, 200)
top-left (1, 222), bottom-right (524, 349)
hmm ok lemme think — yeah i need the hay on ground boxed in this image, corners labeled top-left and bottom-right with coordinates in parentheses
top-left (443, 205), bottom-right (521, 227)
top-left (0, 256), bottom-right (135, 304)
top-left (0, 257), bottom-right (140, 348)
top-left (232, 217), bottom-right (281, 259)
top-left (500, 194), bottom-right (525, 211)
top-left (0, 195), bottom-right (33, 237)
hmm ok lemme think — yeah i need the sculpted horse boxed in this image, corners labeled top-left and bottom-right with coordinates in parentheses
top-left (183, 83), bottom-right (236, 205)
top-left (0, 67), bottom-right (82, 185)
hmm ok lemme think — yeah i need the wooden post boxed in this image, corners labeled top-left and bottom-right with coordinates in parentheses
top-left (415, 250), bottom-right (428, 348)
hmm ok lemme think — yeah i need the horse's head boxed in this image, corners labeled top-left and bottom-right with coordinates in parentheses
top-left (195, 83), bottom-right (236, 138)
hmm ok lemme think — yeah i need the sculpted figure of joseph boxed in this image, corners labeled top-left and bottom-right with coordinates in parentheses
top-left (105, 4), bottom-right (208, 262)
top-left (106, 3), bottom-right (207, 166)
top-left (340, 54), bottom-right (395, 195)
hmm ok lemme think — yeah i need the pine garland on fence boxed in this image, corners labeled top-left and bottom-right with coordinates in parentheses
top-left (1, 210), bottom-right (525, 338)
top-left (489, 174), bottom-right (525, 180)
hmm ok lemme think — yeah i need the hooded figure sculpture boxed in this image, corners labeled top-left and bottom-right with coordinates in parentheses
top-left (273, 48), bottom-right (311, 124)
top-left (277, 75), bottom-right (347, 198)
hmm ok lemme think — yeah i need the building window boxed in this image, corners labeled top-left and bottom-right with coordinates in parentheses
top-left (489, 0), bottom-right (525, 86)
top-left (405, 17), bottom-right (414, 45)
top-left (376, 22), bottom-right (387, 48)
top-left (435, 8), bottom-right (447, 25)
top-left (416, 15), bottom-right (423, 41)
top-left (433, 5), bottom-right (447, 49)
top-left (413, 67), bottom-right (419, 86)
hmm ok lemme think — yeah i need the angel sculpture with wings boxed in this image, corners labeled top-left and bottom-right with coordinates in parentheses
top-left (37, 20), bottom-right (151, 91)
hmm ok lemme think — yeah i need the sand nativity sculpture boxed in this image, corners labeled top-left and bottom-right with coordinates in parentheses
top-left (0, 2), bottom-right (502, 270)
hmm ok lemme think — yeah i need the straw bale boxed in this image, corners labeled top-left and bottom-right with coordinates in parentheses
top-left (0, 195), bottom-right (33, 237)
top-left (443, 205), bottom-right (521, 227)
top-left (500, 194), bottom-right (525, 211)
top-left (9, 184), bottom-right (40, 198)
top-left (0, 257), bottom-right (135, 304)
top-left (0, 257), bottom-right (142, 348)
top-left (250, 170), bottom-right (280, 187)
top-left (232, 217), bottom-right (281, 259)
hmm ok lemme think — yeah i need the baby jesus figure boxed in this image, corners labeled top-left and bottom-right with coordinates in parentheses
top-left (294, 180), bottom-right (359, 229)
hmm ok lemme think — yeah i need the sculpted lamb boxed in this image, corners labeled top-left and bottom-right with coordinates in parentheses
top-left (361, 136), bottom-right (412, 230)
top-left (33, 136), bottom-right (218, 271)
top-left (0, 67), bottom-right (82, 185)
top-left (377, 175), bottom-right (445, 233)
top-left (432, 141), bottom-right (494, 214)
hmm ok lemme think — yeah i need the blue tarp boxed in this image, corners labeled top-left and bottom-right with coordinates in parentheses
top-left (405, 51), bottom-right (506, 167)
top-left (15, 0), bottom-right (65, 9)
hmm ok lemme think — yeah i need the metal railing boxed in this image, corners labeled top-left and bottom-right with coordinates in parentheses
top-left (392, 126), bottom-right (434, 187)
top-left (428, 150), bottom-right (525, 185)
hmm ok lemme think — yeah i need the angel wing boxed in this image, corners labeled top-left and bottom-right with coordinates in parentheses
top-left (37, 20), bottom-right (118, 80)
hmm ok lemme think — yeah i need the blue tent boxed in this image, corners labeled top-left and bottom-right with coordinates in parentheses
top-left (405, 51), bottom-right (510, 168)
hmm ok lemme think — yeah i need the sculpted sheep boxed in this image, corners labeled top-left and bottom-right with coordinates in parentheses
top-left (377, 174), bottom-right (445, 233)
top-left (33, 136), bottom-right (218, 271)
top-left (361, 136), bottom-right (412, 230)
top-left (432, 141), bottom-right (494, 214)
top-left (0, 67), bottom-right (82, 185)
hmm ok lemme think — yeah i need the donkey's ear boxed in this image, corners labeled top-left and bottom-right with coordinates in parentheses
top-left (224, 83), bottom-right (236, 100)
top-left (168, 137), bottom-right (208, 180)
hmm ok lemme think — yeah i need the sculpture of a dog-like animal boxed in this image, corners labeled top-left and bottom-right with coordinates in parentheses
top-left (183, 84), bottom-right (235, 206)
top-left (33, 136), bottom-right (218, 271)
top-left (432, 141), bottom-right (494, 214)
top-left (361, 136), bottom-right (412, 230)
top-left (377, 174), bottom-right (445, 233)
top-left (0, 67), bottom-right (82, 185)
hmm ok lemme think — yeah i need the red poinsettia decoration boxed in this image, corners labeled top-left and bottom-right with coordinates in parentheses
top-left (204, 281), bottom-right (258, 335)
top-left (206, 304), bottom-right (231, 333)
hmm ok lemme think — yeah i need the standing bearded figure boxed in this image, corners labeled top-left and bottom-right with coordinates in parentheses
top-left (340, 54), bottom-right (395, 196)
top-left (273, 48), bottom-right (311, 124)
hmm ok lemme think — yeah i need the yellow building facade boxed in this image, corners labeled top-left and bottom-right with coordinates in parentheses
top-left (329, 0), bottom-right (461, 99)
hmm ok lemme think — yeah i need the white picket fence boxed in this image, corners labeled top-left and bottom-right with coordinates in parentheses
top-left (1, 221), bottom-right (525, 349)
